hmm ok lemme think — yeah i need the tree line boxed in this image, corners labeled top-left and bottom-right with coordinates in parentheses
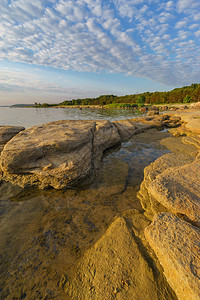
top-left (35, 83), bottom-right (200, 107)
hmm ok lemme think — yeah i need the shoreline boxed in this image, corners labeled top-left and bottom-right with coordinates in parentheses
top-left (0, 105), bottom-right (200, 299)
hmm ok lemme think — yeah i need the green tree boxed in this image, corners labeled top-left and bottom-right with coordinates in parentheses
top-left (136, 95), bottom-right (146, 107)
top-left (183, 95), bottom-right (192, 103)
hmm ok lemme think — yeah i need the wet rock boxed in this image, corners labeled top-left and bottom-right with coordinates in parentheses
top-left (145, 213), bottom-right (200, 300)
top-left (0, 126), bottom-right (25, 153)
top-left (0, 120), bottom-right (121, 189)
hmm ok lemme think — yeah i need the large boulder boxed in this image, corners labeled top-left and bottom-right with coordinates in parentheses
top-left (0, 126), bottom-right (25, 153)
top-left (145, 213), bottom-right (200, 300)
top-left (0, 120), bottom-right (121, 189)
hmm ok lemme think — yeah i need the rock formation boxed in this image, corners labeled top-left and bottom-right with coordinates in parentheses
top-left (145, 213), bottom-right (200, 300)
top-left (138, 108), bottom-right (200, 300)
top-left (0, 120), bottom-right (121, 189)
top-left (0, 126), bottom-right (25, 153)
top-left (65, 212), bottom-right (176, 300)
top-left (0, 115), bottom-right (181, 189)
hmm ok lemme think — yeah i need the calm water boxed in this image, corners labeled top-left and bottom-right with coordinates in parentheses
top-left (0, 107), bottom-right (142, 128)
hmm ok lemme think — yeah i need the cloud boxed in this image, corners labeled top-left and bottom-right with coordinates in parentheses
top-left (0, 0), bottom-right (199, 88)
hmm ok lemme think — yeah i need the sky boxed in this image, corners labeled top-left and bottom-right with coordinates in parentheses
top-left (0, 0), bottom-right (200, 105)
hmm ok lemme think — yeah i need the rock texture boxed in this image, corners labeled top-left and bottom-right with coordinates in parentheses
top-left (145, 213), bottom-right (200, 300)
top-left (137, 152), bottom-right (196, 219)
top-left (168, 110), bottom-right (200, 134)
top-left (0, 115), bottom-right (181, 189)
top-left (0, 126), bottom-right (25, 153)
top-left (65, 213), bottom-right (176, 300)
top-left (0, 120), bottom-right (121, 189)
top-left (138, 109), bottom-right (200, 300)
top-left (148, 157), bottom-right (200, 226)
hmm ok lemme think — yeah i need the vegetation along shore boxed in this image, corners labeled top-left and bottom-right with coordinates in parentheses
top-left (30, 83), bottom-right (200, 108)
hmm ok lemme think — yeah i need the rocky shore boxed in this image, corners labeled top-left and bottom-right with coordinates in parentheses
top-left (0, 114), bottom-right (180, 189)
top-left (0, 105), bottom-right (199, 299)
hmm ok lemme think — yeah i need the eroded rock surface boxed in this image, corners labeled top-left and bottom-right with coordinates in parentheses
top-left (148, 157), bottom-right (200, 225)
top-left (137, 152), bottom-right (195, 219)
top-left (0, 120), bottom-right (121, 189)
top-left (65, 212), bottom-right (176, 300)
top-left (145, 213), bottom-right (200, 300)
top-left (0, 126), bottom-right (25, 153)
top-left (0, 115), bottom-right (180, 189)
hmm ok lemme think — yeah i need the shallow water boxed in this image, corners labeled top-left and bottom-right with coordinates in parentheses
top-left (0, 106), bottom-right (143, 128)
top-left (0, 128), bottom-right (177, 299)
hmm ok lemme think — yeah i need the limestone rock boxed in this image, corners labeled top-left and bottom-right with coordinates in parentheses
top-left (113, 119), bottom-right (140, 141)
top-left (0, 120), bottom-right (121, 189)
top-left (0, 126), bottom-right (25, 153)
top-left (148, 157), bottom-right (200, 226)
top-left (182, 135), bottom-right (200, 149)
top-left (168, 110), bottom-right (200, 134)
top-left (145, 213), bottom-right (200, 300)
top-left (137, 153), bottom-right (195, 219)
top-left (65, 214), bottom-right (176, 300)
top-left (190, 102), bottom-right (200, 108)
top-left (93, 120), bottom-right (121, 168)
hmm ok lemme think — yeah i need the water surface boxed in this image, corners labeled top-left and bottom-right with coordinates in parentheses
top-left (0, 107), bottom-right (142, 128)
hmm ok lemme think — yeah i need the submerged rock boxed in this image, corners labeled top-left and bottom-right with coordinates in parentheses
top-left (145, 213), bottom-right (200, 300)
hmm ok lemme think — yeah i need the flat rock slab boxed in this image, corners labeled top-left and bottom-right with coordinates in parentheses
top-left (65, 214), bottom-right (175, 300)
top-left (145, 213), bottom-right (200, 300)
top-left (0, 120), bottom-right (121, 189)
top-left (182, 135), bottom-right (200, 149)
top-left (148, 158), bottom-right (200, 225)
top-left (168, 110), bottom-right (200, 134)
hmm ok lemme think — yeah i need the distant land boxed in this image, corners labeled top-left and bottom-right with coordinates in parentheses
top-left (38, 83), bottom-right (200, 107)
top-left (7, 83), bottom-right (200, 108)
top-left (10, 104), bottom-right (34, 107)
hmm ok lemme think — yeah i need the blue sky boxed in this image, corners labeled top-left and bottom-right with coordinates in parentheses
top-left (0, 0), bottom-right (200, 105)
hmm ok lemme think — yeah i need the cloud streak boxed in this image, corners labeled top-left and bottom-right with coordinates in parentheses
top-left (0, 0), bottom-right (200, 87)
